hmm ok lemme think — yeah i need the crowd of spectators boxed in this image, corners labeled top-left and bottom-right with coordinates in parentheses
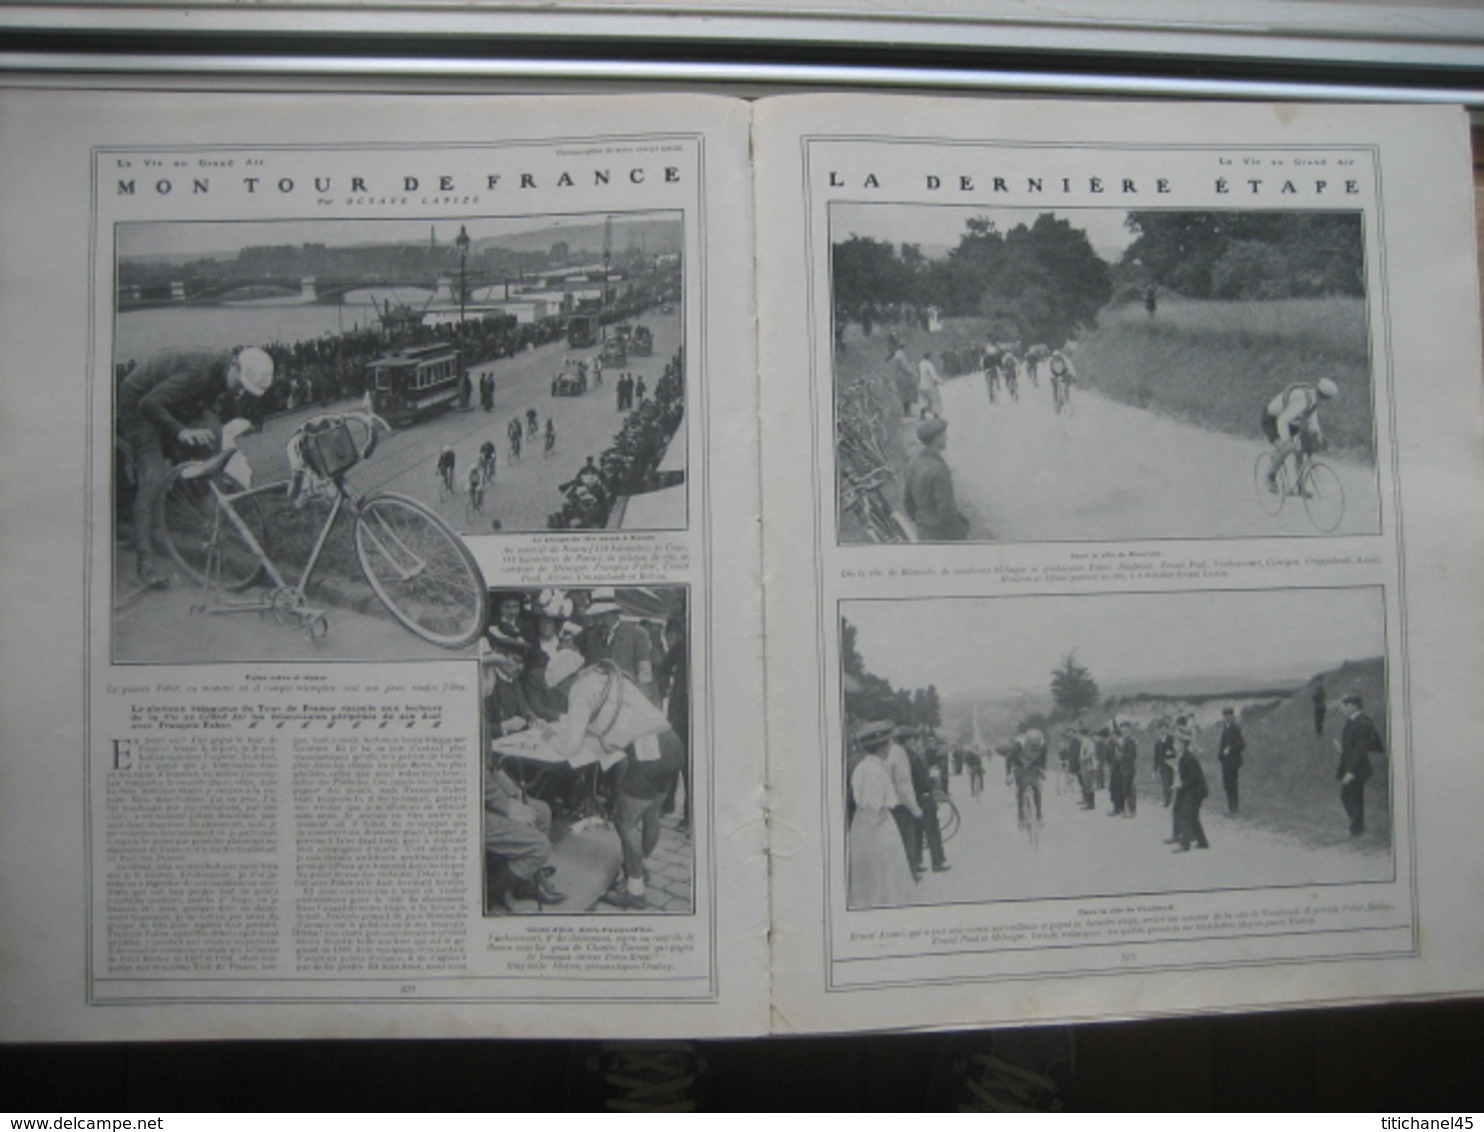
top-left (547, 348), bottom-right (686, 530)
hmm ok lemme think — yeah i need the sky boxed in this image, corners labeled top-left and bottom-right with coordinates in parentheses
top-left (115, 211), bottom-right (679, 260)
top-left (846, 587), bottom-right (1385, 703)
top-left (830, 202), bottom-right (1137, 263)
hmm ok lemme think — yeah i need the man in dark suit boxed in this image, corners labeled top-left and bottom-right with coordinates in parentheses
top-left (1217, 707), bottom-right (1246, 815)
top-left (1170, 721), bottom-right (1210, 851)
top-left (906, 731), bottom-right (950, 874)
top-left (1336, 693), bottom-right (1385, 836)
top-left (1152, 717), bottom-right (1177, 808)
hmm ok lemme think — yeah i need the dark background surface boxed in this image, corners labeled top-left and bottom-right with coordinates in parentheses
top-left (4, 999), bottom-right (1484, 1110)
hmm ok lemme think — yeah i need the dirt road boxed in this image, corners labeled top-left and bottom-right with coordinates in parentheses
top-left (906, 765), bottom-right (1392, 909)
top-left (913, 372), bottom-right (1380, 542)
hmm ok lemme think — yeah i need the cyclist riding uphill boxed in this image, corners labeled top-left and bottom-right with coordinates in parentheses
top-left (1006, 728), bottom-right (1048, 825)
top-left (1262, 377), bottom-right (1338, 492)
top-left (117, 345), bottom-right (275, 587)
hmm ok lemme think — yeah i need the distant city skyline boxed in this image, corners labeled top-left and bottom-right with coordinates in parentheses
top-left (116, 211), bottom-right (682, 262)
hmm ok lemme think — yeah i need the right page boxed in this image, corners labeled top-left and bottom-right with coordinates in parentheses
top-left (756, 95), bottom-right (1484, 1034)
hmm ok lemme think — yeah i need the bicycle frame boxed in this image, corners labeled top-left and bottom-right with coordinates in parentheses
top-left (192, 472), bottom-right (346, 632)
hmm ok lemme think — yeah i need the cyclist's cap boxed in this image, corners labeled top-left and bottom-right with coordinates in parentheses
top-left (1341, 693), bottom-right (1363, 707)
top-left (917, 418), bottom-right (948, 443)
top-left (235, 346), bottom-right (275, 396)
top-left (856, 720), bottom-right (894, 749)
top-left (1222, 707), bottom-right (1235, 717)
top-left (1317, 378), bottom-right (1339, 398)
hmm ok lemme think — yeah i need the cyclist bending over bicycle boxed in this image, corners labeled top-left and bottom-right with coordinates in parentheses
top-left (1006, 728), bottom-right (1048, 826)
top-left (1262, 378), bottom-right (1337, 493)
top-left (117, 344), bottom-right (276, 587)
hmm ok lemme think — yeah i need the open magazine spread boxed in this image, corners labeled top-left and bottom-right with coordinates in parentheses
top-left (0, 90), bottom-right (1480, 1040)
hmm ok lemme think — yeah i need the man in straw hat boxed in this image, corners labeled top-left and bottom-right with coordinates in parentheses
top-left (117, 344), bottom-right (276, 587)
top-left (480, 636), bottom-right (566, 911)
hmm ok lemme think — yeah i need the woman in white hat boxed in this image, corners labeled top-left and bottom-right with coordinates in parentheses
top-left (848, 720), bottom-right (915, 908)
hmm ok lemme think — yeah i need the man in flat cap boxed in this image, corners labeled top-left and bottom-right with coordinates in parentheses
top-left (903, 417), bottom-right (969, 542)
top-left (1336, 693), bottom-right (1385, 837)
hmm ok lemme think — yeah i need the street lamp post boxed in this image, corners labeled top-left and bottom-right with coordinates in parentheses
top-left (455, 224), bottom-right (472, 410)
top-left (455, 224), bottom-right (471, 327)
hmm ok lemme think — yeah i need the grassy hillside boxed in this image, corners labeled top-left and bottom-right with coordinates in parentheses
top-left (1179, 656), bottom-right (1389, 848)
top-left (1075, 296), bottom-right (1375, 461)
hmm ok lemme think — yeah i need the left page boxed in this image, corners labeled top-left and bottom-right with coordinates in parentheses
top-left (0, 88), bottom-right (766, 1040)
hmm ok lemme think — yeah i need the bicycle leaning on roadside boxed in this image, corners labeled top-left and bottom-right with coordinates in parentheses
top-left (157, 410), bottom-right (488, 647)
top-left (933, 788), bottom-right (961, 844)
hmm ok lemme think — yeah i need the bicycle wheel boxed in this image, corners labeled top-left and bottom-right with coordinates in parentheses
top-left (938, 799), bottom-right (960, 843)
top-left (1302, 461), bottom-right (1346, 533)
top-left (1254, 451), bottom-right (1286, 517)
top-left (353, 492), bottom-right (488, 648)
top-left (464, 490), bottom-right (484, 527)
top-left (158, 466), bottom-right (268, 591)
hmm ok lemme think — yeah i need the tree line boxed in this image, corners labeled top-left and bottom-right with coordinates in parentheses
top-left (833, 210), bottom-right (1366, 348)
top-left (1121, 211), bottom-right (1364, 301)
top-left (833, 213), bottom-right (1111, 349)
top-left (841, 620), bottom-right (943, 732)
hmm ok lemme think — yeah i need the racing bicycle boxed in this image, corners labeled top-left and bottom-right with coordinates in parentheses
top-left (1254, 445), bottom-right (1346, 533)
top-left (158, 411), bottom-right (488, 647)
top-left (465, 468), bottom-right (487, 526)
top-left (1014, 775), bottom-right (1043, 852)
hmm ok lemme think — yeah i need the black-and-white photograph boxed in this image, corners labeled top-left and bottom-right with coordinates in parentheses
top-left (831, 205), bottom-right (1380, 543)
top-left (841, 588), bottom-right (1391, 910)
top-left (480, 585), bottom-right (692, 915)
top-left (110, 213), bottom-right (686, 662)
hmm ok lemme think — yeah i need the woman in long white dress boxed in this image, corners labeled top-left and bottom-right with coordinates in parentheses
top-left (849, 722), bottom-right (915, 908)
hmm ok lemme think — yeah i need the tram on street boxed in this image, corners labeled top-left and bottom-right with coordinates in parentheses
top-left (366, 342), bottom-right (463, 426)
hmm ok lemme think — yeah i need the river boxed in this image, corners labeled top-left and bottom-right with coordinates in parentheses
top-left (113, 287), bottom-right (436, 365)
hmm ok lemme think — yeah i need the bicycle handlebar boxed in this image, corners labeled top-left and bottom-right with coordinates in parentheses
top-left (295, 409), bottom-right (391, 461)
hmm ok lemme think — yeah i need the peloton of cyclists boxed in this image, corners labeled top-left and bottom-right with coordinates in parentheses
top-left (1262, 377), bottom-right (1338, 493)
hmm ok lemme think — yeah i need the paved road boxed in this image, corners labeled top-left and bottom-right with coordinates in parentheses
top-left (912, 372), bottom-right (1380, 542)
top-left (905, 762), bottom-right (1392, 909)
top-left (236, 306), bottom-right (684, 536)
